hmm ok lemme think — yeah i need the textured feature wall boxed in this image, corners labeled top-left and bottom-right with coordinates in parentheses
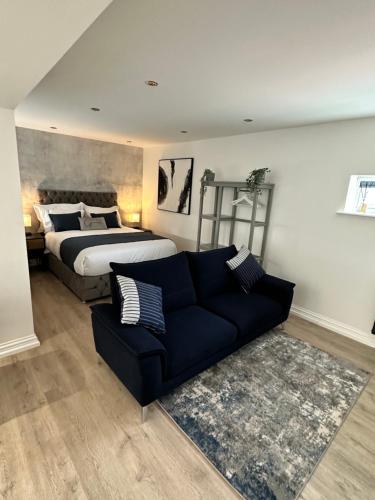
top-left (17, 127), bottom-right (143, 229)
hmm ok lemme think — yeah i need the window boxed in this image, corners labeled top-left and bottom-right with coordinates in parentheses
top-left (344, 175), bottom-right (375, 215)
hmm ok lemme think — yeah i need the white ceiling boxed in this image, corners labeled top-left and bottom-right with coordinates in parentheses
top-left (15, 0), bottom-right (375, 146)
top-left (0, 0), bottom-right (112, 109)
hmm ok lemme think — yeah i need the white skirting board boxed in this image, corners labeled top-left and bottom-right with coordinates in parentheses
top-left (0, 334), bottom-right (40, 359)
top-left (291, 305), bottom-right (375, 349)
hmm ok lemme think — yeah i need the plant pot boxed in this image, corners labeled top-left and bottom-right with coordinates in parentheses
top-left (257, 173), bottom-right (266, 184)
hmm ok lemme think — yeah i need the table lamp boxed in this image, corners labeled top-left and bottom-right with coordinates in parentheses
top-left (127, 212), bottom-right (141, 224)
top-left (23, 213), bottom-right (32, 236)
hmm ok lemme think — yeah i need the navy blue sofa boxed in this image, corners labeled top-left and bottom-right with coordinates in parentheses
top-left (90, 245), bottom-right (295, 407)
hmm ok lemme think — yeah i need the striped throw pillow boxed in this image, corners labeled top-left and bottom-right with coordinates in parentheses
top-left (116, 275), bottom-right (166, 334)
top-left (226, 246), bottom-right (265, 293)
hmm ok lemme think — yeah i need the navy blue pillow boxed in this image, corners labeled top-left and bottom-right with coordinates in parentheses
top-left (49, 211), bottom-right (81, 232)
top-left (91, 211), bottom-right (120, 228)
top-left (186, 245), bottom-right (240, 300)
top-left (226, 246), bottom-right (265, 292)
top-left (116, 275), bottom-right (165, 334)
top-left (110, 252), bottom-right (196, 313)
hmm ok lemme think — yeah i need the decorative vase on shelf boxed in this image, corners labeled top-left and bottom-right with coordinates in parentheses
top-left (200, 169), bottom-right (216, 194)
top-left (359, 203), bottom-right (367, 213)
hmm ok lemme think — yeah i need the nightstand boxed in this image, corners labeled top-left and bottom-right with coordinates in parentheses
top-left (26, 233), bottom-right (45, 268)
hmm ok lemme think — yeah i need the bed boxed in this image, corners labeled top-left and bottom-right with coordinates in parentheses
top-left (38, 189), bottom-right (177, 301)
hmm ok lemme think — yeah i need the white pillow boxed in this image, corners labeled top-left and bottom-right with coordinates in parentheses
top-left (33, 202), bottom-right (83, 233)
top-left (84, 204), bottom-right (122, 225)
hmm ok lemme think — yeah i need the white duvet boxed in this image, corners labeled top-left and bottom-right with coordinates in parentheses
top-left (45, 227), bottom-right (177, 276)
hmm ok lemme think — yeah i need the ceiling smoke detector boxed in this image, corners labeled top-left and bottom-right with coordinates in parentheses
top-left (180, 130), bottom-right (188, 134)
top-left (91, 107), bottom-right (100, 111)
top-left (243, 118), bottom-right (253, 123)
top-left (50, 126), bottom-right (57, 129)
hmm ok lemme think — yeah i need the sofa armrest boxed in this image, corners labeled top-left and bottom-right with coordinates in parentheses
top-left (91, 304), bottom-right (167, 359)
top-left (90, 303), bottom-right (167, 406)
top-left (253, 274), bottom-right (295, 319)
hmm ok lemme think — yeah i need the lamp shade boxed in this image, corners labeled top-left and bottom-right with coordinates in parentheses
top-left (23, 213), bottom-right (32, 228)
top-left (127, 212), bottom-right (140, 223)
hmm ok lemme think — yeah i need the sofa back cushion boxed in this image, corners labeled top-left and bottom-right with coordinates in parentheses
top-left (186, 245), bottom-right (240, 300)
top-left (110, 252), bottom-right (196, 313)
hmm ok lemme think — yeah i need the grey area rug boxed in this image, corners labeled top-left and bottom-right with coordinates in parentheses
top-left (159, 331), bottom-right (369, 500)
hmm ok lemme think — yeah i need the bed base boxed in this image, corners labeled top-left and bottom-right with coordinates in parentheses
top-left (47, 253), bottom-right (111, 302)
top-left (38, 189), bottom-right (117, 302)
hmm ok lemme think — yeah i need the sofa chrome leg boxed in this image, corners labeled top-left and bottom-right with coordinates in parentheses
top-left (141, 405), bottom-right (149, 424)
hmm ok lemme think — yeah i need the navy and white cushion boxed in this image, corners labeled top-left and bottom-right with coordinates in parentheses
top-left (79, 216), bottom-right (107, 231)
top-left (116, 275), bottom-right (165, 334)
top-left (91, 211), bottom-right (120, 228)
top-left (226, 246), bottom-right (265, 293)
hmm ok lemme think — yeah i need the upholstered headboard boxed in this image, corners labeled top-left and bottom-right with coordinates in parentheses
top-left (38, 189), bottom-right (117, 207)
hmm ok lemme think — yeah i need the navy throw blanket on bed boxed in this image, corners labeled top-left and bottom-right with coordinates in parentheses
top-left (60, 232), bottom-right (166, 271)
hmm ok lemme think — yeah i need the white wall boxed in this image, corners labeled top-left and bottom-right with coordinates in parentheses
top-left (0, 108), bottom-right (37, 354)
top-left (143, 117), bottom-right (375, 346)
top-left (0, 0), bottom-right (114, 358)
top-left (0, 0), bottom-right (112, 108)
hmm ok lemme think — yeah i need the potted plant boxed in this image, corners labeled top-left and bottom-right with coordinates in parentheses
top-left (200, 169), bottom-right (215, 194)
top-left (246, 168), bottom-right (270, 195)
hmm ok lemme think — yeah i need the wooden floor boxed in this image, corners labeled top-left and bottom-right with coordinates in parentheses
top-left (0, 271), bottom-right (374, 499)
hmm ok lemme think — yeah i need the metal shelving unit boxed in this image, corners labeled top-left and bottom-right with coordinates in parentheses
top-left (196, 180), bottom-right (274, 262)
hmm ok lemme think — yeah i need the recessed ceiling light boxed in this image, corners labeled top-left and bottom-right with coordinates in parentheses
top-left (243, 118), bottom-right (253, 123)
top-left (50, 126), bottom-right (57, 129)
top-left (91, 107), bottom-right (100, 111)
top-left (145, 80), bottom-right (159, 87)
top-left (180, 130), bottom-right (188, 134)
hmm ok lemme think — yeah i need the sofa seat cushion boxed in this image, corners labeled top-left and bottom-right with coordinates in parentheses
top-left (202, 292), bottom-right (284, 338)
top-left (161, 305), bottom-right (237, 378)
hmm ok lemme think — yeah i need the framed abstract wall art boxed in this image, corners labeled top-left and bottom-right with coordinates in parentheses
top-left (158, 157), bottom-right (194, 214)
